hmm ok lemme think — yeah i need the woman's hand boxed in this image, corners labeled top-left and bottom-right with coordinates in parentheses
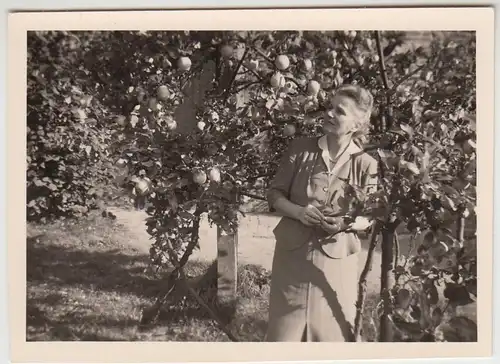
top-left (319, 216), bottom-right (345, 236)
top-left (297, 204), bottom-right (324, 226)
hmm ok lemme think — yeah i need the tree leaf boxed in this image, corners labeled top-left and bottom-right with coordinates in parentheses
top-left (444, 283), bottom-right (474, 306)
top-left (400, 123), bottom-right (413, 138)
top-left (436, 316), bottom-right (477, 342)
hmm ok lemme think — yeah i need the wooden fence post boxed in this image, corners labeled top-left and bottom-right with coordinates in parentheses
top-left (216, 225), bottom-right (238, 311)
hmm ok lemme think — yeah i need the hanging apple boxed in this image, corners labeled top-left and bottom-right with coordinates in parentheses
top-left (220, 44), bottom-right (234, 58)
top-left (270, 72), bottom-right (285, 88)
top-left (208, 167), bottom-right (221, 183)
top-left (302, 58), bottom-right (313, 72)
top-left (307, 80), bottom-right (321, 97)
top-left (283, 124), bottom-right (296, 137)
top-left (156, 85), bottom-right (170, 101)
top-left (275, 55), bottom-right (290, 71)
top-left (197, 121), bottom-right (206, 131)
top-left (177, 56), bottom-right (192, 71)
top-left (192, 169), bottom-right (207, 185)
top-left (115, 115), bottom-right (126, 126)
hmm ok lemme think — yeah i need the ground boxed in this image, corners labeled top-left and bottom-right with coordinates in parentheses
top-left (26, 205), bottom-right (476, 342)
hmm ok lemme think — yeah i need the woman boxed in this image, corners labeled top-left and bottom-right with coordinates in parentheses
top-left (265, 84), bottom-right (378, 342)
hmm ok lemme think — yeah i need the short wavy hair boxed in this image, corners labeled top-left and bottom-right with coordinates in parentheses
top-left (330, 84), bottom-right (374, 144)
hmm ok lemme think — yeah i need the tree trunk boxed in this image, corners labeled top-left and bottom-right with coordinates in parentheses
top-left (379, 225), bottom-right (396, 342)
top-left (354, 222), bottom-right (381, 341)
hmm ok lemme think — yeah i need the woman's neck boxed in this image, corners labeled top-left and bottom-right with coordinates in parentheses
top-left (326, 134), bottom-right (351, 159)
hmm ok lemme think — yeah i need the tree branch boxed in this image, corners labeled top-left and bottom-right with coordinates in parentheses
top-left (375, 31), bottom-right (390, 90)
top-left (239, 191), bottom-right (266, 201)
top-left (223, 48), bottom-right (250, 102)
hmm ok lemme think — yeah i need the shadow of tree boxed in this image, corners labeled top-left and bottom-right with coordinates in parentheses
top-left (27, 233), bottom-right (270, 341)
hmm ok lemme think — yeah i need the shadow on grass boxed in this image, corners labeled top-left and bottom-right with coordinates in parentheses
top-left (27, 233), bottom-right (270, 341)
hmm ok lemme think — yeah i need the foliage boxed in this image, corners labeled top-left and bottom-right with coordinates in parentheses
top-left (27, 30), bottom-right (477, 341)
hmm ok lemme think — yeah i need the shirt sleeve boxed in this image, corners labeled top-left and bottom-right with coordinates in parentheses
top-left (266, 140), bottom-right (299, 212)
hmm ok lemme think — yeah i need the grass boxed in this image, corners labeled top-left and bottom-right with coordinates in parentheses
top-left (32, 210), bottom-right (475, 342)
top-left (27, 212), bottom-right (274, 341)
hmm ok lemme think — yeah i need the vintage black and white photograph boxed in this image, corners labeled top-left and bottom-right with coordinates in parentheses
top-left (25, 27), bottom-right (480, 344)
top-left (11, 8), bottom-right (494, 362)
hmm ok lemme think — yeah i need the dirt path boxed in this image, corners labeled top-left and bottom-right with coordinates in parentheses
top-left (107, 207), bottom-right (405, 294)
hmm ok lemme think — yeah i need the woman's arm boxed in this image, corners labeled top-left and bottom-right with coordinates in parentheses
top-left (267, 140), bottom-right (323, 226)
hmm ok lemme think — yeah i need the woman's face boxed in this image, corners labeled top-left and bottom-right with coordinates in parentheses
top-left (321, 94), bottom-right (363, 138)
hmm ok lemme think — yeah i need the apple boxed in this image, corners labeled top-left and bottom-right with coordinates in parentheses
top-left (270, 72), bottom-right (285, 88)
top-left (165, 117), bottom-right (177, 131)
top-left (208, 167), bottom-right (221, 183)
top-left (307, 80), bottom-right (321, 97)
top-left (115, 115), bottom-right (126, 126)
top-left (365, 38), bottom-right (373, 48)
top-left (302, 58), bottom-right (313, 71)
top-left (331, 50), bottom-right (338, 59)
top-left (220, 44), bottom-right (233, 58)
top-left (192, 169), bottom-right (207, 185)
top-left (156, 85), bottom-right (170, 101)
top-left (349, 30), bottom-right (357, 38)
top-left (197, 121), bottom-right (206, 131)
top-left (177, 56), bottom-right (192, 71)
top-left (372, 55), bottom-right (380, 62)
top-left (275, 55), bottom-right (290, 71)
top-left (283, 124), bottom-right (296, 137)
